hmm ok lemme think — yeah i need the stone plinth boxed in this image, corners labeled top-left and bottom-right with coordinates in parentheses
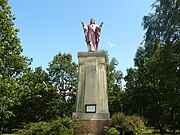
top-left (81, 120), bottom-right (109, 134)
top-left (75, 52), bottom-right (110, 134)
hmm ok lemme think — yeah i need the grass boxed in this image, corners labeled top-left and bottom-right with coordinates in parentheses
top-left (141, 128), bottom-right (180, 135)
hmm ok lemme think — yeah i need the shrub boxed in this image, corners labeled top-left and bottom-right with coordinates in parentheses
top-left (16, 122), bottom-right (51, 135)
top-left (15, 117), bottom-right (87, 135)
top-left (110, 113), bottom-right (146, 135)
top-left (104, 126), bottom-right (120, 135)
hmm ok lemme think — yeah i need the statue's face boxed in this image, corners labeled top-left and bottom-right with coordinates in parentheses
top-left (90, 19), bottom-right (95, 24)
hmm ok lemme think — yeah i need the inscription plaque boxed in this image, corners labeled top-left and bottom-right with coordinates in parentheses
top-left (85, 104), bottom-right (96, 113)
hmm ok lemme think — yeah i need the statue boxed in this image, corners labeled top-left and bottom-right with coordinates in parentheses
top-left (81, 18), bottom-right (103, 52)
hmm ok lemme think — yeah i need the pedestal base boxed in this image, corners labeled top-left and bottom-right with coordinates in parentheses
top-left (76, 52), bottom-right (110, 134)
top-left (80, 120), bottom-right (110, 134)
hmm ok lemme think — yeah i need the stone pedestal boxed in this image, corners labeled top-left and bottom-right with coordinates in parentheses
top-left (75, 52), bottom-right (110, 134)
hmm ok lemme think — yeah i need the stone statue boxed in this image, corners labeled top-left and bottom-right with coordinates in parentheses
top-left (81, 18), bottom-right (103, 52)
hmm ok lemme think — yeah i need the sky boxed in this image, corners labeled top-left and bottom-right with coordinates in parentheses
top-left (9, 0), bottom-right (155, 76)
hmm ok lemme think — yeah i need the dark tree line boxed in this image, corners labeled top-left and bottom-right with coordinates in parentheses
top-left (123, 0), bottom-right (180, 134)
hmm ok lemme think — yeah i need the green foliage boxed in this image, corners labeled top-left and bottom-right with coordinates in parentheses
top-left (16, 117), bottom-right (87, 135)
top-left (124, 0), bottom-right (180, 134)
top-left (104, 126), bottom-right (120, 135)
top-left (5, 67), bottom-right (68, 132)
top-left (4, 53), bottom-right (78, 132)
top-left (0, 0), bottom-right (30, 78)
top-left (110, 113), bottom-right (146, 135)
top-left (9, 67), bottom-right (55, 124)
top-left (47, 52), bottom-right (78, 117)
top-left (102, 50), bottom-right (124, 116)
top-left (0, 0), bottom-right (30, 133)
top-left (0, 76), bottom-right (22, 132)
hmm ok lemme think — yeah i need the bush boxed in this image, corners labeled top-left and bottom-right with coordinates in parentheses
top-left (104, 126), bottom-right (120, 135)
top-left (110, 113), bottom-right (146, 135)
top-left (16, 121), bottom-right (51, 135)
top-left (15, 117), bottom-right (87, 135)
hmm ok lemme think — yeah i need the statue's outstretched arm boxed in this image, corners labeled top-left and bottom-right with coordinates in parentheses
top-left (99, 22), bottom-right (103, 28)
top-left (81, 22), bottom-right (86, 28)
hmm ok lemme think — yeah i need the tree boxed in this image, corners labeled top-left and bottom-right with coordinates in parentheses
top-left (0, 0), bottom-right (30, 78)
top-left (142, 0), bottom-right (180, 133)
top-left (6, 64), bottom-right (77, 132)
top-left (47, 52), bottom-right (78, 117)
top-left (6, 67), bottom-right (55, 130)
top-left (102, 51), bottom-right (123, 116)
top-left (123, 47), bottom-right (148, 116)
top-left (0, 0), bottom-right (30, 133)
top-left (124, 0), bottom-right (180, 134)
top-left (0, 76), bottom-right (23, 133)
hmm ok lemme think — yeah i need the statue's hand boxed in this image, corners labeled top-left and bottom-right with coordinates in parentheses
top-left (100, 22), bottom-right (103, 28)
top-left (81, 22), bottom-right (85, 27)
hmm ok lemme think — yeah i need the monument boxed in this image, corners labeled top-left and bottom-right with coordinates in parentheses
top-left (81, 18), bottom-right (103, 52)
top-left (75, 19), bottom-right (110, 134)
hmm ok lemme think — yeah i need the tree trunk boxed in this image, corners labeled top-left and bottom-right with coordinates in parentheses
top-left (171, 108), bottom-right (176, 134)
top-left (0, 116), bottom-right (2, 135)
top-left (158, 120), bottom-right (164, 135)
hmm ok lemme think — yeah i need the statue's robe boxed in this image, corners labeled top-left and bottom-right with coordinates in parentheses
top-left (84, 24), bottom-right (101, 52)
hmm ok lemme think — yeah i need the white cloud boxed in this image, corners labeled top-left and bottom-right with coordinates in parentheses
top-left (107, 41), bottom-right (115, 47)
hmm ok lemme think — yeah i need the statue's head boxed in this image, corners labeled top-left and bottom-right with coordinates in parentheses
top-left (90, 18), bottom-right (95, 24)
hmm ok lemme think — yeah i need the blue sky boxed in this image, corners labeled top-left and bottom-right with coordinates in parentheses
top-left (9, 0), bottom-right (154, 76)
